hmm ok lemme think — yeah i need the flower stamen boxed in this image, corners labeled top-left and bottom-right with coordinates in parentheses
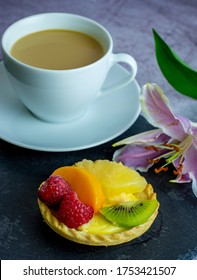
top-left (145, 145), bottom-right (160, 152)
top-left (164, 143), bottom-right (180, 152)
top-left (147, 158), bottom-right (160, 163)
top-left (145, 135), bottom-right (194, 176)
top-left (154, 166), bottom-right (168, 173)
top-left (173, 164), bottom-right (183, 175)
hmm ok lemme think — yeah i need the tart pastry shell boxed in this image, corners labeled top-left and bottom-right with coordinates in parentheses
top-left (38, 184), bottom-right (159, 246)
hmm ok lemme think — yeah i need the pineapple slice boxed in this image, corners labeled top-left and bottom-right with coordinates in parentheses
top-left (75, 159), bottom-right (147, 205)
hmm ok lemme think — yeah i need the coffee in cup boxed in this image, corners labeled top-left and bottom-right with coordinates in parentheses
top-left (10, 29), bottom-right (105, 70)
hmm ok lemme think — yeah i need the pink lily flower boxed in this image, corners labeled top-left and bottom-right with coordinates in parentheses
top-left (113, 83), bottom-right (197, 197)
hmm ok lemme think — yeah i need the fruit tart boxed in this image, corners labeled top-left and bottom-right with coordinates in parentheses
top-left (38, 160), bottom-right (159, 246)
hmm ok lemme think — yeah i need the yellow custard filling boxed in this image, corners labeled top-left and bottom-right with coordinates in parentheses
top-left (79, 213), bottom-right (126, 234)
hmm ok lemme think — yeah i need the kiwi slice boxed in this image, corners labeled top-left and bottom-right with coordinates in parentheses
top-left (99, 199), bottom-right (159, 228)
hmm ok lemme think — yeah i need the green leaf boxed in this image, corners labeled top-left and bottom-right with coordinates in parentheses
top-left (153, 29), bottom-right (197, 99)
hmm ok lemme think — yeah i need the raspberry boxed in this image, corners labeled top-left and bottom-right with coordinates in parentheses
top-left (55, 190), bottom-right (94, 228)
top-left (38, 175), bottom-right (71, 207)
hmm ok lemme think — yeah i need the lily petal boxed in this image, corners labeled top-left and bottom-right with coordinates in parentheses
top-left (140, 83), bottom-right (191, 141)
top-left (181, 144), bottom-right (197, 178)
top-left (113, 128), bottom-right (170, 147)
top-left (170, 143), bottom-right (197, 197)
top-left (113, 144), bottom-right (156, 172)
top-left (170, 172), bottom-right (191, 184)
top-left (113, 130), bottom-right (170, 172)
top-left (185, 128), bottom-right (197, 196)
top-left (190, 122), bottom-right (197, 147)
top-left (190, 173), bottom-right (197, 197)
top-left (190, 122), bottom-right (197, 135)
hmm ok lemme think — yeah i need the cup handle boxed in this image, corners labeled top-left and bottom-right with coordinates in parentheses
top-left (98, 53), bottom-right (137, 97)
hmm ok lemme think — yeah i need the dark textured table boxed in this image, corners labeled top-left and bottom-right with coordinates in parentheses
top-left (0, 0), bottom-right (197, 260)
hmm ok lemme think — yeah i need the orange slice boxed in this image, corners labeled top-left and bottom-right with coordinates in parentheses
top-left (52, 166), bottom-right (104, 212)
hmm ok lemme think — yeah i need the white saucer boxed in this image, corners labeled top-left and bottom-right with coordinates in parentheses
top-left (0, 61), bottom-right (140, 152)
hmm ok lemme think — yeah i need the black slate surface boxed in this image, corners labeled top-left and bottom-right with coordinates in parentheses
top-left (1, 116), bottom-right (197, 260)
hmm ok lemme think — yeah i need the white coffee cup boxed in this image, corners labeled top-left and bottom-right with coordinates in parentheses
top-left (1, 13), bottom-right (137, 123)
